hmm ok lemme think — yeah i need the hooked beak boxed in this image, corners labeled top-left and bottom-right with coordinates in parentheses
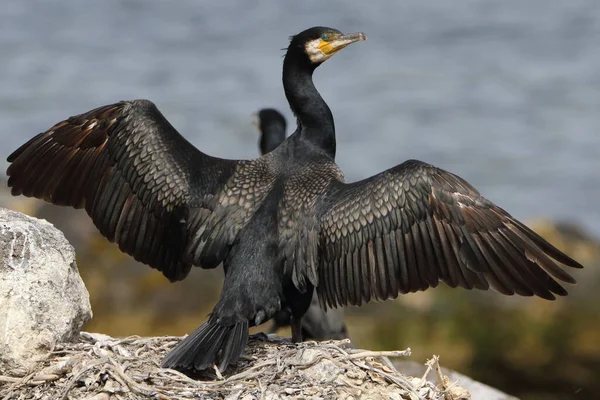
top-left (318, 32), bottom-right (367, 56)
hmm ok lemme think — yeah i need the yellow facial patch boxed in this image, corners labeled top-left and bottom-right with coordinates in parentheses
top-left (305, 32), bottom-right (367, 64)
top-left (317, 38), bottom-right (339, 56)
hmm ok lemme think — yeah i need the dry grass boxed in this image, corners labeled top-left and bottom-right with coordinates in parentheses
top-left (0, 332), bottom-right (469, 400)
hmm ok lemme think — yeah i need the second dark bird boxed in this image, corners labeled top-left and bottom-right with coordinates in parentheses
top-left (254, 108), bottom-right (349, 341)
top-left (6, 26), bottom-right (583, 373)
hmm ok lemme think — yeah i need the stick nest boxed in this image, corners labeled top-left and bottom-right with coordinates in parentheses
top-left (0, 332), bottom-right (469, 400)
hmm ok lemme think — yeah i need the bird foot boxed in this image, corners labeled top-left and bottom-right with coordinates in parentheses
top-left (249, 332), bottom-right (293, 344)
top-left (249, 332), bottom-right (270, 341)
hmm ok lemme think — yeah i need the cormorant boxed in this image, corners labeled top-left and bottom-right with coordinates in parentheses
top-left (6, 26), bottom-right (583, 373)
top-left (254, 108), bottom-right (287, 155)
top-left (254, 108), bottom-right (348, 340)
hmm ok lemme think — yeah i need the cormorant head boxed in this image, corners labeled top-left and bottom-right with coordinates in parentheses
top-left (288, 26), bottom-right (367, 66)
top-left (253, 108), bottom-right (287, 154)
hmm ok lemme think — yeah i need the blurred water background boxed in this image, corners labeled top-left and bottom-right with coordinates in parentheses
top-left (1, 1), bottom-right (599, 399)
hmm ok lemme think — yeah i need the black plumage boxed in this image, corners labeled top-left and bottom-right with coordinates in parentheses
top-left (254, 107), bottom-right (348, 341)
top-left (6, 26), bottom-right (582, 373)
top-left (255, 108), bottom-right (287, 155)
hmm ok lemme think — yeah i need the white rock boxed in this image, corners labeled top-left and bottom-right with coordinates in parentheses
top-left (0, 208), bottom-right (92, 374)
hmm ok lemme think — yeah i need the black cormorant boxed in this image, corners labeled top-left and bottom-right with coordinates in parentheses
top-left (6, 27), bottom-right (582, 373)
top-left (254, 107), bottom-right (348, 341)
top-left (254, 108), bottom-right (287, 155)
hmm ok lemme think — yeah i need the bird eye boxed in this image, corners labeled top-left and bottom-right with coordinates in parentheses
top-left (321, 34), bottom-right (328, 41)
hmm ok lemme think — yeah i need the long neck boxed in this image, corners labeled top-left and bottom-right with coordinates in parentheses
top-left (283, 51), bottom-right (336, 157)
top-left (260, 123), bottom-right (286, 154)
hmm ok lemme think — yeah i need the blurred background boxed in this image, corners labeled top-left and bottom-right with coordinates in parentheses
top-left (1, 0), bottom-right (599, 399)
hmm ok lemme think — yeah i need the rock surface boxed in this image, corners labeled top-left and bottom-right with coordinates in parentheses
top-left (0, 208), bottom-right (92, 374)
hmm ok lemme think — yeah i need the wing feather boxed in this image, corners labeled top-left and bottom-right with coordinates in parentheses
top-left (7, 100), bottom-right (275, 281)
top-left (317, 159), bottom-right (582, 307)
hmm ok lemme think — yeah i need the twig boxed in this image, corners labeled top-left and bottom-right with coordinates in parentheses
top-left (357, 362), bottom-right (423, 399)
top-left (1, 332), bottom-right (466, 400)
top-left (212, 364), bottom-right (224, 380)
top-left (419, 358), bottom-right (435, 388)
top-left (60, 359), bottom-right (108, 400)
top-left (0, 375), bottom-right (60, 385)
top-left (221, 359), bottom-right (278, 383)
top-left (345, 349), bottom-right (412, 360)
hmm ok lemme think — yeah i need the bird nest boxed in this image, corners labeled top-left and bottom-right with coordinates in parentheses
top-left (0, 332), bottom-right (469, 400)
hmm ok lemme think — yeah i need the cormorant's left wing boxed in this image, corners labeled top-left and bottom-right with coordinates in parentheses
top-left (315, 159), bottom-right (582, 308)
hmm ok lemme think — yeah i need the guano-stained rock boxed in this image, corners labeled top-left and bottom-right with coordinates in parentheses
top-left (0, 208), bottom-right (92, 374)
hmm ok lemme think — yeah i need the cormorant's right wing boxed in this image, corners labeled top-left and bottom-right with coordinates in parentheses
top-left (315, 159), bottom-right (583, 308)
top-left (7, 100), bottom-right (276, 281)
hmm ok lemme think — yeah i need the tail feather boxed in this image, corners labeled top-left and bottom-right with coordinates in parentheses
top-left (218, 322), bottom-right (249, 371)
top-left (162, 320), bottom-right (249, 372)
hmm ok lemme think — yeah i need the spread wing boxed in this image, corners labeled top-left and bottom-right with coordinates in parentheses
top-left (7, 100), bottom-right (276, 281)
top-left (316, 159), bottom-right (583, 308)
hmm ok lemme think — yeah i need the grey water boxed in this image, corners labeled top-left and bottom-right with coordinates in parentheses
top-left (1, 0), bottom-right (599, 235)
